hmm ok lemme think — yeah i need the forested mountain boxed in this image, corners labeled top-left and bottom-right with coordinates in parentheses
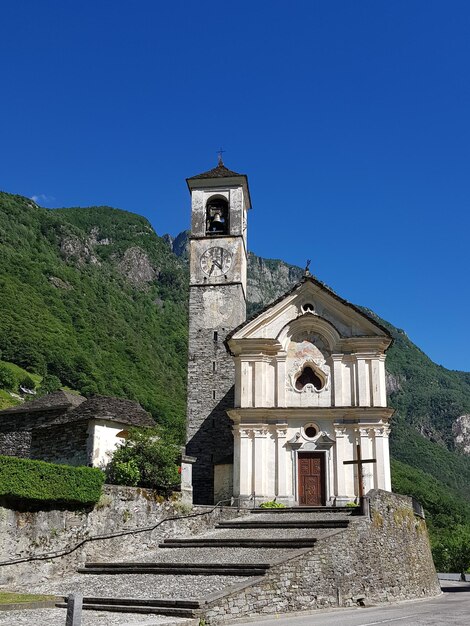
top-left (0, 192), bottom-right (188, 434)
top-left (1, 190), bottom-right (470, 566)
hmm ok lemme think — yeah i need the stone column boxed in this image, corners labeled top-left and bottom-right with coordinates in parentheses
top-left (356, 357), bottom-right (371, 406)
top-left (358, 427), bottom-right (374, 494)
top-left (334, 426), bottom-right (350, 505)
top-left (265, 427), bottom-right (277, 497)
top-left (275, 424), bottom-right (289, 503)
top-left (378, 356), bottom-right (387, 406)
top-left (180, 451), bottom-right (197, 505)
top-left (240, 361), bottom-right (253, 408)
top-left (234, 357), bottom-right (242, 407)
top-left (232, 425), bottom-right (241, 497)
top-left (276, 357), bottom-right (287, 407)
top-left (331, 354), bottom-right (343, 407)
top-left (66, 593), bottom-right (83, 626)
top-left (254, 361), bottom-right (265, 407)
top-left (374, 425), bottom-right (392, 491)
top-left (253, 427), bottom-right (268, 503)
top-left (371, 354), bottom-right (387, 407)
top-left (237, 427), bottom-right (254, 505)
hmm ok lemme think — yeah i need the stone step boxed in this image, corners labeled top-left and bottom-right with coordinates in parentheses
top-left (28, 572), bottom-right (243, 601)
top-left (62, 596), bottom-right (201, 608)
top-left (251, 506), bottom-right (355, 514)
top-left (216, 519), bottom-right (349, 529)
top-left (56, 597), bottom-right (198, 617)
top-left (160, 537), bottom-right (317, 548)
top-left (79, 562), bottom-right (269, 576)
top-left (129, 546), bottom-right (303, 565)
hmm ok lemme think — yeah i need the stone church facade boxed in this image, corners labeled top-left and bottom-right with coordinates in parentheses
top-left (185, 161), bottom-right (394, 506)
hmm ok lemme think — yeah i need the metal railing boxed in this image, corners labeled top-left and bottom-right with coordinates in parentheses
top-left (0, 497), bottom-right (240, 568)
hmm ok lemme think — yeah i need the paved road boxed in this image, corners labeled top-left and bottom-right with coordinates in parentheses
top-left (234, 582), bottom-right (470, 625)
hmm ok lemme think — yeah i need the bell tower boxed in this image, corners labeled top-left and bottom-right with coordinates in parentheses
top-left (186, 160), bottom-right (251, 504)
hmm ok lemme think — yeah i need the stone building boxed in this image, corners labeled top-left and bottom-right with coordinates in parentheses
top-left (226, 277), bottom-right (393, 507)
top-left (185, 161), bottom-right (394, 506)
top-left (0, 390), bottom-right (155, 467)
top-left (185, 161), bottom-right (250, 504)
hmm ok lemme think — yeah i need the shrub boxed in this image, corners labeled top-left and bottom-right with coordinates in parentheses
top-left (38, 374), bottom-right (62, 395)
top-left (0, 365), bottom-right (15, 390)
top-left (106, 427), bottom-right (180, 495)
top-left (19, 374), bottom-right (35, 391)
top-left (0, 456), bottom-right (104, 508)
top-left (259, 500), bottom-right (287, 509)
top-left (107, 459), bottom-right (140, 487)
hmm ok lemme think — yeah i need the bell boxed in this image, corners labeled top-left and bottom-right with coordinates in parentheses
top-left (211, 211), bottom-right (223, 231)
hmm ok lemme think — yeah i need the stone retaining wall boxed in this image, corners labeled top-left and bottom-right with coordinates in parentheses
top-left (0, 485), bottom-right (242, 588)
top-left (201, 490), bottom-right (440, 623)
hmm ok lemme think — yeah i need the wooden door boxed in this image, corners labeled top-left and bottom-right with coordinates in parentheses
top-left (298, 453), bottom-right (325, 506)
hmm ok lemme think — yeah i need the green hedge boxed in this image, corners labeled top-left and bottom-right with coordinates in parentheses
top-left (0, 456), bottom-right (104, 507)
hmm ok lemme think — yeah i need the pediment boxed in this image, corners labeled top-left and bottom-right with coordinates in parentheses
top-left (227, 277), bottom-right (391, 355)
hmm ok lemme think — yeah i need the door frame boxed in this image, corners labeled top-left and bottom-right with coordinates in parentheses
top-left (296, 450), bottom-right (327, 506)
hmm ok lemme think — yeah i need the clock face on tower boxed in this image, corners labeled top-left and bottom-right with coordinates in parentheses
top-left (200, 246), bottom-right (233, 277)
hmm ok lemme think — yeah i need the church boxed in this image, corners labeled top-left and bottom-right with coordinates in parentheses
top-left (185, 161), bottom-right (394, 507)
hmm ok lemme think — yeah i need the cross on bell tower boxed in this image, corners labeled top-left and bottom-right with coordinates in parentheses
top-left (217, 147), bottom-right (225, 165)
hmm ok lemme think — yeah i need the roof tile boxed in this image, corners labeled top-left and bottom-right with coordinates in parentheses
top-left (0, 390), bottom-right (85, 415)
top-left (187, 162), bottom-right (246, 180)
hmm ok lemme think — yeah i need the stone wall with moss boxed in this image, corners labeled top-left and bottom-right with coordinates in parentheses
top-left (0, 485), bottom-right (242, 588)
top-left (202, 490), bottom-right (440, 623)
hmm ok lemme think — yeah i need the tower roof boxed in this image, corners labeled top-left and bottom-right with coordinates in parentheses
top-left (186, 160), bottom-right (252, 209)
top-left (187, 162), bottom-right (246, 180)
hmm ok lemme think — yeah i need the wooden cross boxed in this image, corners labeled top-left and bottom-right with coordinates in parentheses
top-left (217, 147), bottom-right (225, 165)
top-left (343, 444), bottom-right (376, 499)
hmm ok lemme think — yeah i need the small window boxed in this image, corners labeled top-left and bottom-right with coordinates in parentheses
top-left (295, 366), bottom-right (324, 391)
top-left (302, 302), bottom-right (315, 313)
top-left (212, 361), bottom-right (217, 372)
top-left (212, 390), bottom-right (216, 400)
top-left (213, 331), bottom-right (218, 342)
top-left (304, 425), bottom-right (317, 438)
top-left (206, 197), bottom-right (229, 235)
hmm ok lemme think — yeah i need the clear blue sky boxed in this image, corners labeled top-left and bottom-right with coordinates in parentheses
top-left (1, 1), bottom-right (469, 371)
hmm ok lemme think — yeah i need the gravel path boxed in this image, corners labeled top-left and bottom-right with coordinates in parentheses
top-left (192, 526), bottom-right (342, 539)
top-left (28, 573), bottom-right (246, 600)
top-left (245, 511), bottom-right (352, 521)
top-left (130, 546), bottom-right (305, 564)
top-left (0, 608), bottom-right (193, 626)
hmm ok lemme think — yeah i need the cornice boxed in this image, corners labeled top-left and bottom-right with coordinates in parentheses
top-left (228, 338), bottom-right (284, 357)
top-left (228, 407), bottom-right (395, 422)
top-left (339, 337), bottom-right (392, 352)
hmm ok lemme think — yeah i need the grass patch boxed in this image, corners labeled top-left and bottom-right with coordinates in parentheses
top-left (0, 360), bottom-right (42, 388)
top-left (0, 389), bottom-right (20, 411)
top-left (0, 592), bottom-right (56, 604)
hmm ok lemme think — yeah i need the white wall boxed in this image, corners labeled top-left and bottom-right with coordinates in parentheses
top-left (89, 420), bottom-right (128, 467)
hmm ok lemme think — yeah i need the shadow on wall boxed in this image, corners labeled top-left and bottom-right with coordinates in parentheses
top-left (186, 386), bottom-right (235, 505)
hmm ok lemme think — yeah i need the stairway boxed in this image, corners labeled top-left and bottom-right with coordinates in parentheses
top-left (48, 507), bottom-right (357, 622)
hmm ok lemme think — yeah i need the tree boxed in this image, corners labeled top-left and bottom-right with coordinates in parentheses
top-left (432, 526), bottom-right (470, 575)
top-left (0, 364), bottom-right (15, 390)
top-left (19, 374), bottom-right (35, 391)
top-left (106, 427), bottom-right (180, 495)
top-left (38, 374), bottom-right (62, 395)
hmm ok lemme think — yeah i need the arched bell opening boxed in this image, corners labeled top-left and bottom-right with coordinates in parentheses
top-left (294, 364), bottom-right (326, 392)
top-left (206, 196), bottom-right (229, 235)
